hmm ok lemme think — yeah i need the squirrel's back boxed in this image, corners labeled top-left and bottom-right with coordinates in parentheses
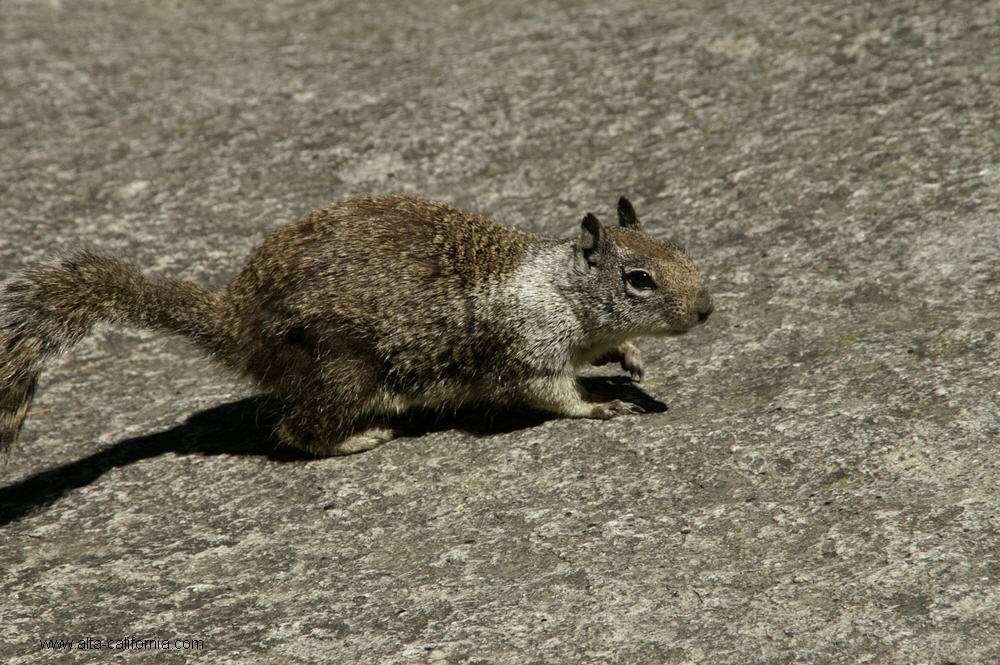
top-left (223, 194), bottom-right (557, 409)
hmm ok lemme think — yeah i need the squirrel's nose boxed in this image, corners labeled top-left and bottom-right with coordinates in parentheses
top-left (695, 289), bottom-right (714, 324)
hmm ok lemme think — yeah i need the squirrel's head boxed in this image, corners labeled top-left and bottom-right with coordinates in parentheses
top-left (571, 197), bottom-right (714, 337)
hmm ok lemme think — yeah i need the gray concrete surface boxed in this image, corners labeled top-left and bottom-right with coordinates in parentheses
top-left (1, 1), bottom-right (998, 663)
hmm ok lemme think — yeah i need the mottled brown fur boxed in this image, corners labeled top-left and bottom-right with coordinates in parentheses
top-left (0, 194), bottom-right (713, 456)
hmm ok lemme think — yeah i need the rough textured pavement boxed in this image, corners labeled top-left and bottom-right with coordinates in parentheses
top-left (1, 1), bottom-right (999, 663)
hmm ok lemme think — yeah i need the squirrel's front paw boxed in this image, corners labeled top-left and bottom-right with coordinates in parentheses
top-left (588, 399), bottom-right (645, 420)
top-left (593, 343), bottom-right (645, 382)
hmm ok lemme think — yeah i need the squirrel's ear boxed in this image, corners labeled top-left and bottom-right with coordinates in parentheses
top-left (617, 197), bottom-right (641, 229)
top-left (574, 213), bottom-right (603, 272)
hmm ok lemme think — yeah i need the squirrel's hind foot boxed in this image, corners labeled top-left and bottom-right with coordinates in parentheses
top-left (276, 406), bottom-right (397, 456)
top-left (333, 426), bottom-right (397, 455)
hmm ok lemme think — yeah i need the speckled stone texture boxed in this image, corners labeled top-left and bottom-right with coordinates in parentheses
top-left (1, 1), bottom-right (998, 663)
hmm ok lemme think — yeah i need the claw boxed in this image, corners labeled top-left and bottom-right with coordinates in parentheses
top-left (623, 401), bottom-right (645, 415)
top-left (589, 399), bottom-right (644, 420)
top-left (619, 344), bottom-right (645, 383)
top-left (593, 342), bottom-right (645, 383)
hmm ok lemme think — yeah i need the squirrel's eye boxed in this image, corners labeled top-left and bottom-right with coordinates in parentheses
top-left (626, 269), bottom-right (657, 290)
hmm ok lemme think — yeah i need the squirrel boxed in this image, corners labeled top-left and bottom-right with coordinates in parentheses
top-left (0, 194), bottom-right (713, 456)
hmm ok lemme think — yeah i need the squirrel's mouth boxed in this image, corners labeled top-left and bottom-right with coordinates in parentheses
top-left (653, 321), bottom-right (700, 337)
top-left (666, 309), bottom-right (712, 336)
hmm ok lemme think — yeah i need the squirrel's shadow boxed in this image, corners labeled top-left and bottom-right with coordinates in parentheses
top-left (0, 376), bottom-right (664, 526)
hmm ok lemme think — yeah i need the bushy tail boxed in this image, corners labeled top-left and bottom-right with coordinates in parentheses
top-left (0, 250), bottom-right (227, 454)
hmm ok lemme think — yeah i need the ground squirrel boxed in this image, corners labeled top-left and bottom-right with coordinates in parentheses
top-left (0, 194), bottom-right (713, 456)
